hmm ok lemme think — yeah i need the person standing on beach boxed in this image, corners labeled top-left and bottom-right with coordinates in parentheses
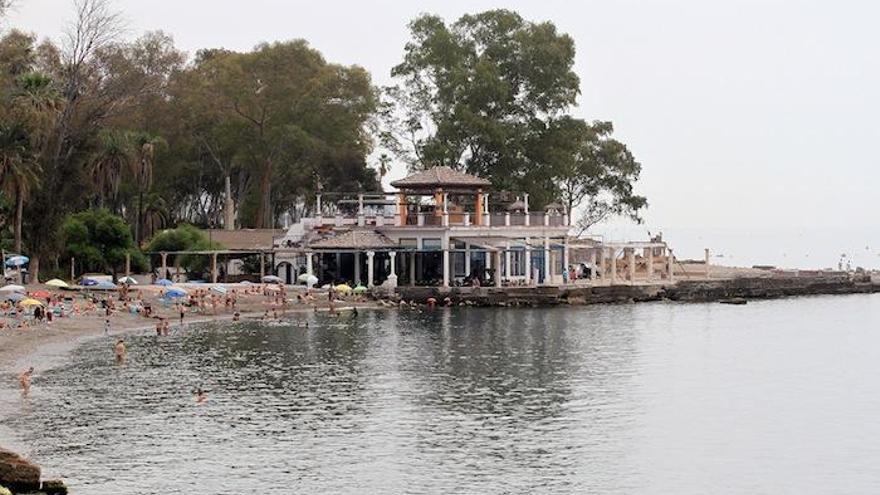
top-left (115, 339), bottom-right (126, 364)
top-left (19, 367), bottom-right (34, 395)
top-left (104, 318), bottom-right (111, 335)
top-left (178, 303), bottom-right (186, 328)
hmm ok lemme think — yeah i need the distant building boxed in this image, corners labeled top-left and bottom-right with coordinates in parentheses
top-left (273, 166), bottom-right (571, 287)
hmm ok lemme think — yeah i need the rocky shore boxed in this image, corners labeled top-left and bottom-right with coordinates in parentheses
top-left (396, 274), bottom-right (880, 306)
top-left (0, 448), bottom-right (65, 494)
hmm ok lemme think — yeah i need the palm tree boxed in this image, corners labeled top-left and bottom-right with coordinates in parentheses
top-left (377, 153), bottom-right (391, 185)
top-left (0, 123), bottom-right (33, 253)
top-left (140, 191), bottom-right (169, 244)
top-left (90, 130), bottom-right (134, 211)
top-left (131, 132), bottom-right (167, 244)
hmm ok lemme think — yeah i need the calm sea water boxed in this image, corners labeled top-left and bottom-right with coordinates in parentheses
top-left (2, 296), bottom-right (880, 494)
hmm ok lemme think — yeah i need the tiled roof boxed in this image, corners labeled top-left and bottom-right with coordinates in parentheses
top-left (206, 229), bottom-right (284, 250)
top-left (308, 230), bottom-right (397, 250)
top-left (391, 166), bottom-right (491, 189)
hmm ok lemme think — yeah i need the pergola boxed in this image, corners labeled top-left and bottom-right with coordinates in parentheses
top-left (390, 166), bottom-right (493, 227)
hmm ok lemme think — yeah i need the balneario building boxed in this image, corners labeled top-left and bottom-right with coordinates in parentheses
top-left (273, 166), bottom-right (576, 289)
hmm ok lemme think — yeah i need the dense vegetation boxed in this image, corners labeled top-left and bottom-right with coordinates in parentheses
top-left (0, 1), bottom-right (646, 279)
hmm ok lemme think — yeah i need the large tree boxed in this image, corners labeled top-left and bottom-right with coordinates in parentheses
top-left (384, 9), bottom-right (646, 228)
top-left (168, 41), bottom-right (379, 228)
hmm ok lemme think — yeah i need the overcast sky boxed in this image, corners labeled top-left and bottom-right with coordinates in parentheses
top-left (6, 0), bottom-right (880, 267)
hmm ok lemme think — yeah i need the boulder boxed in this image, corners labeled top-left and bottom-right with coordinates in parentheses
top-left (0, 448), bottom-right (40, 493)
top-left (42, 479), bottom-right (69, 495)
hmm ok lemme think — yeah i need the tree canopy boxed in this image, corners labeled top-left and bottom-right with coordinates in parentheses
top-left (382, 9), bottom-right (646, 223)
top-left (0, 3), bottom-right (648, 280)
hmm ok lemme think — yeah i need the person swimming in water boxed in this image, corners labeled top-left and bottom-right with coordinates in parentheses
top-left (115, 339), bottom-right (126, 364)
top-left (19, 367), bottom-right (33, 395)
top-left (195, 388), bottom-right (208, 404)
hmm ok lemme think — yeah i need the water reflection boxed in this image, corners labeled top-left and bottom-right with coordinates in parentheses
top-left (3, 297), bottom-right (880, 494)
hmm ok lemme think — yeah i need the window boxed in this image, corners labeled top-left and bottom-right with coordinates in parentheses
top-left (422, 238), bottom-right (442, 251)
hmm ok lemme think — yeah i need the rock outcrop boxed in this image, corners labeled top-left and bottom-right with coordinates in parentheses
top-left (0, 448), bottom-right (40, 493)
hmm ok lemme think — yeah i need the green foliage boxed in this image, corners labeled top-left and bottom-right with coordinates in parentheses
top-left (62, 209), bottom-right (137, 275)
top-left (146, 224), bottom-right (222, 275)
top-left (383, 9), bottom-right (646, 227)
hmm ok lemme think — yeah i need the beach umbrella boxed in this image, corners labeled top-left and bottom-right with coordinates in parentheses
top-left (19, 298), bottom-right (43, 307)
top-left (335, 283), bottom-right (353, 294)
top-left (156, 278), bottom-right (173, 287)
top-left (81, 278), bottom-right (99, 286)
top-left (118, 276), bottom-right (137, 285)
top-left (4, 255), bottom-right (29, 267)
top-left (166, 288), bottom-right (187, 298)
top-left (0, 284), bottom-right (25, 293)
top-left (297, 273), bottom-right (311, 283)
top-left (31, 290), bottom-right (51, 299)
top-left (210, 286), bottom-right (227, 295)
top-left (306, 275), bottom-right (318, 287)
top-left (45, 279), bottom-right (69, 288)
top-left (3, 292), bottom-right (24, 302)
top-left (353, 285), bottom-right (368, 294)
top-left (261, 275), bottom-right (283, 284)
top-left (95, 280), bottom-right (118, 290)
top-left (241, 280), bottom-right (253, 285)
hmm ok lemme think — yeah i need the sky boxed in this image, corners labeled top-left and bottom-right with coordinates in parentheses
top-left (6, 0), bottom-right (880, 268)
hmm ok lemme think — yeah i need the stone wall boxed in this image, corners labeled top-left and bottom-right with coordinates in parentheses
top-left (395, 276), bottom-right (880, 307)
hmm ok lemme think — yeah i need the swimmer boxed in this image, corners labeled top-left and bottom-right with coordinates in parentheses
top-left (19, 367), bottom-right (33, 395)
top-left (232, 311), bottom-right (240, 322)
top-left (195, 388), bottom-right (208, 404)
top-left (115, 339), bottom-right (126, 364)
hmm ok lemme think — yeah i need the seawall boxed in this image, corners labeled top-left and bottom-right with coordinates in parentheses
top-left (395, 275), bottom-right (880, 306)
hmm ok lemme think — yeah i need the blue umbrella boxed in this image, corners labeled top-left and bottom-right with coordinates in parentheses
top-left (156, 278), bottom-right (173, 287)
top-left (166, 288), bottom-right (187, 298)
top-left (81, 278), bottom-right (99, 286)
top-left (5, 255), bottom-right (28, 267)
top-left (3, 292), bottom-right (24, 302)
top-left (95, 280), bottom-right (118, 290)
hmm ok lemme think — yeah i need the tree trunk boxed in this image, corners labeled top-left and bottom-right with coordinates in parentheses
top-left (29, 255), bottom-right (39, 283)
top-left (224, 174), bottom-right (234, 230)
top-left (256, 167), bottom-right (273, 228)
top-left (13, 184), bottom-right (23, 254)
top-left (135, 191), bottom-right (143, 245)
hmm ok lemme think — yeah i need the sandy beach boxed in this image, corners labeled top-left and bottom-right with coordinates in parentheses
top-left (0, 284), bottom-right (377, 377)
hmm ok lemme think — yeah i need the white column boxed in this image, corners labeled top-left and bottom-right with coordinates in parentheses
top-left (524, 194), bottom-right (531, 226)
top-left (610, 248), bottom-right (617, 284)
top-left (483, 193), bottom-right (490, 226)
top-left (590, 249), bottom-right (599, 280)
top-left (705, 248), bottom-right (711, 279)
top-left (357, 194), bottom-right (365, 226)
top-left (464, 212), bottom-right (470, 226)
top-left (544, 212), bottom-right (550, 226)
top-left (494, 251), bottom-right (502, 287)
top-left (388, 251), bottom-right (397, 287)
top-left (667, 248), bottom-right (675, 282)
top-left (464, 243), bottom-right (471, 277)
top-left (505, 243), bottom-right (512, 278)
top-left (306, 252), bottom-right (314, 276)
top-left (563, 239), bottom-right (570, 276)
top-left (442, 235), bottom-right (450, 287)
top-left (543, 237), bottom-right (551, 284)
top-left (524, 238), bottom-right (532, 285)
top-left (442, 193), bottom-right (449, 226)
top-left (486, 249), bottom-right (492, 270)
top-left (366, 251), bottom-right (375, 287)
top-left (354, 252), bottom-right (361, 285)
top-left (316, 193), bottom-right (322, 218)
top-left (627, 248), bottom-right (636, 284)
top-left (505, 212), bottom-right (510, 226)
top-left (409, 251), bottom-right (416, 286)
top-left (646, 247), bottom-right (654, 281)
